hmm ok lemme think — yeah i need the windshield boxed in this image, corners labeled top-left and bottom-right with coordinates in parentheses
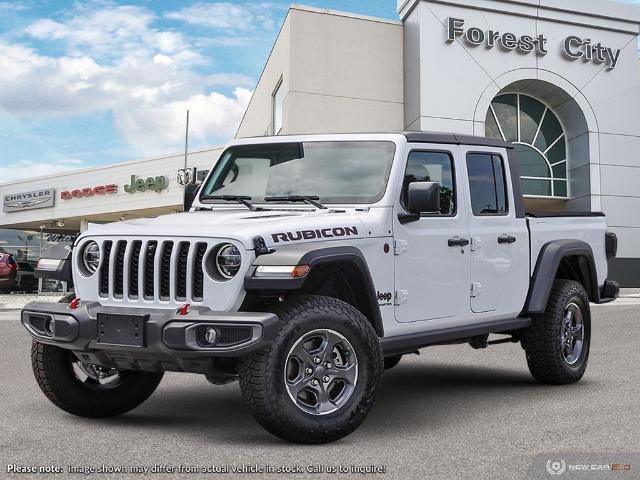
top-left (200, 141), bottom-right (396, 204)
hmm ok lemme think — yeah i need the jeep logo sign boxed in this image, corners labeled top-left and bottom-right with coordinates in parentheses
top-left (3, 189), bottom-right (55, 212)
top-left (271, 226), bottom-right (359, 243)
top-left (124, 175), bottom-right (168, 194)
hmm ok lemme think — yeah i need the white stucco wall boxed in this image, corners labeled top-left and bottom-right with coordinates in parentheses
top-left (235, 12), bottom-right (292, 137)
top-left (400, 0), bottom-right (640, 270)
top-left (235, 6), bottom-right (404, 138)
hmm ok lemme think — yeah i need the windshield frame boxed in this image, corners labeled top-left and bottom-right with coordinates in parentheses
top-left (198, 140), bottom-right (397, 206)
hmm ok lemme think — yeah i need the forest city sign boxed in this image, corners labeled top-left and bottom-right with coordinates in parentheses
top-left (446, 18), bottom-right (622, 70)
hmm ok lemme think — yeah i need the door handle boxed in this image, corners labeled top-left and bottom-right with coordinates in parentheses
top-left (498, 235), bottom-right (517, 244)
top-left (448, 237), bottom-right (470, 247)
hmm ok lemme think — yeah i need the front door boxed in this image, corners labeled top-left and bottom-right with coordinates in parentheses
top-left (461, 148), bottom-right (530, 315)
top-left (393, 145), bottom-right (470, 323)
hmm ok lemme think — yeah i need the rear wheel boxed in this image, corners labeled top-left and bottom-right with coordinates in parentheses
top-left (31, 341), bottom-right (163, 417)
top-left (238, 295), bottom-right (383, 444)
top-left (522, 280), bottom-right (590, 384)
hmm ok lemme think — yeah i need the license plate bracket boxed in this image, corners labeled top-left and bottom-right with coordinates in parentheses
top-left (97, 313), bottom-right (148, 347)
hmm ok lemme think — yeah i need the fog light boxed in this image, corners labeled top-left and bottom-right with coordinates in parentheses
top-left (44, 317), bottom-right (55, 336)
top-left (203, 327), bottom-right (217, 346)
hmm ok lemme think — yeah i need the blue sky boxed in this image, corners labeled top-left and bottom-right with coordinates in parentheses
top-left (0, 0), bottom-right (398, 181)
top-left (0, 0), bottom-right (638, 181)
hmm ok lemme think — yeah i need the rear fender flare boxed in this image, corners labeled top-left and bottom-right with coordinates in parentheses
top-left (524, 239), bottom-right (598, 314)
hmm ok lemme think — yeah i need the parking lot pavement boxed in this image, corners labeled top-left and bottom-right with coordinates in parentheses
top-left (0, 294), bottom-right (64, 311)
top-left (1, 304), bottom-right (638, 480)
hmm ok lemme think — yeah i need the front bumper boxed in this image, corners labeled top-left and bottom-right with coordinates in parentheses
top-left (21, 301), bottom-right (279, 373)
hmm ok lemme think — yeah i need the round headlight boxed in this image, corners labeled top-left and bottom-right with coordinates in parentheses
top-left (215, 244), bottom-right (241, 279)
top-left (82, 241), bottom-right (100, 275)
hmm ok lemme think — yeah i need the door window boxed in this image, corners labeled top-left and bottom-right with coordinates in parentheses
top-left (402, 151), bottom-right (456, 215)
top-left (466, 153), bottom-right (508, 216)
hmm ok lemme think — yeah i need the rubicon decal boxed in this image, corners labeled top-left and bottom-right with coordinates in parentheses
top-left (61, 184), bottom-right (117, 200)
top-left (271, 226), bottom-right (358, 243)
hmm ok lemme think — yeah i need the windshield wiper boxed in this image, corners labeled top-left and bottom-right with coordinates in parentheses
top-left (264, 195), bottom-right (327, 209)
top-left (204, 195), bottom-right (263, 211)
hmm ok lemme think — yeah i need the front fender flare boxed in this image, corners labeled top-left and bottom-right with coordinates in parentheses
top-left (244, 244), bottom-right (383, 336)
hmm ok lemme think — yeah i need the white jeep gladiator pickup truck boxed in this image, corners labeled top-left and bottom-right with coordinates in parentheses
top-left (23, 132), bottom-right (619, 444)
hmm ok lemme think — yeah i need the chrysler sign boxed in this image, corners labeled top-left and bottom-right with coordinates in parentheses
top-left (3, 189), bottom-right (55, 212)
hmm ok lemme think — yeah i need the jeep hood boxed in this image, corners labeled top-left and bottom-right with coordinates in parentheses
top-left (82, 208), bottom-right (369, 249)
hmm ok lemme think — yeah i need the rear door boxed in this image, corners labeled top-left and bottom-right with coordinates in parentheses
top-left (461, 148), bottom-right (529, 315)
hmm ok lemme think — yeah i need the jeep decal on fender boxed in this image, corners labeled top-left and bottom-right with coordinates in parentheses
top-left (377, 291), bottom-right (393, 306)
top-left (271, 226), bottom-right (358, 243)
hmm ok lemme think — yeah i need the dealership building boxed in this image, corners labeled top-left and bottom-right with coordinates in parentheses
top-left (2, 0), bottom-right (640, 285)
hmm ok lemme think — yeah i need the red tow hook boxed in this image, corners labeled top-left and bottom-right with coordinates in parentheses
top-left (68, 297), bottom-right (81, 310)
top-left (178, 303), bottom-right (190, 316)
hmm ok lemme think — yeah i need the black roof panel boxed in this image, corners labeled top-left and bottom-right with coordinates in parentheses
top-left (402, 131), bottom-right (513, 149)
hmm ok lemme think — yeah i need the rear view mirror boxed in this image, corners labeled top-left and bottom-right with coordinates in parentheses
top-left (407, 181), bottom-right (440, 214)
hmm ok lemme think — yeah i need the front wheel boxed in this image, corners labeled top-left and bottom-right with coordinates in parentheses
top-left (31, 341), bottom-right (163, 417)
top-left (521, 279), bottom-right (591, 385)
top-left (238, 295), bottom-right (383, 444)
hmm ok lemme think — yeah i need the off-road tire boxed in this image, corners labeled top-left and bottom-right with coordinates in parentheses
top-left (521, 279), bottom-right (591, 385)
top-left (31, 341), bottom-right (164, 417)
top-left (383, 355), bottom-right (402, 370)
top-left (238, 295), bottom-right (383, 444)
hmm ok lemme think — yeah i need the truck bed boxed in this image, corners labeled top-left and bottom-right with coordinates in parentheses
top-left (526, 214), bottom-right (608, 288)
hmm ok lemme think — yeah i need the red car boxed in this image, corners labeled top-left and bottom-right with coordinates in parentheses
top-left (0, 254), bottom-right (18, 292)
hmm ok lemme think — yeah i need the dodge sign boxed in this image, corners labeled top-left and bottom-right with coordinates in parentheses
top-left (3, 189), bottom-right (55, 212)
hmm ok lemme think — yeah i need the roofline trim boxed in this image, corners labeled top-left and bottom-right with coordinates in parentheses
top-left (402, 131), bottom-right (514, 149)
top-left (290, 4), bottom-right (402, 26)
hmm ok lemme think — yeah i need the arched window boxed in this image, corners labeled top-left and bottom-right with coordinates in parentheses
top-left (485, 94), bottom-right (568, 198)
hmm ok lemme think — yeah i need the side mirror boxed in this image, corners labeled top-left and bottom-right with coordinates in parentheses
top-left (407, 181), bottom-right (440, 214)
top-left (35, 242), bottom-right (74, 286)
top-left (184, 183), bottom-right (200, 211)
top-left (399, 181), bottom-right (440, 224)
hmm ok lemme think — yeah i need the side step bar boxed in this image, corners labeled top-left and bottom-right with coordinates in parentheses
top-left (380, 317), bottom-right (531, 356)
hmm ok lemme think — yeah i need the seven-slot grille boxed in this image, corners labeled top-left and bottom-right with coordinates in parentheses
top-left (97, 239), bottom-right (210, 303)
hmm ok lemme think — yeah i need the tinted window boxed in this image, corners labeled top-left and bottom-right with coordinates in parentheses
top-left (201, 141), bottom-right (396, 204)
top-left (272, 77), bottom-right (284, 134)
top-left (402, 151), bottom-right (456, 215)
top-left (466, 153), bottom-right (508, 216)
